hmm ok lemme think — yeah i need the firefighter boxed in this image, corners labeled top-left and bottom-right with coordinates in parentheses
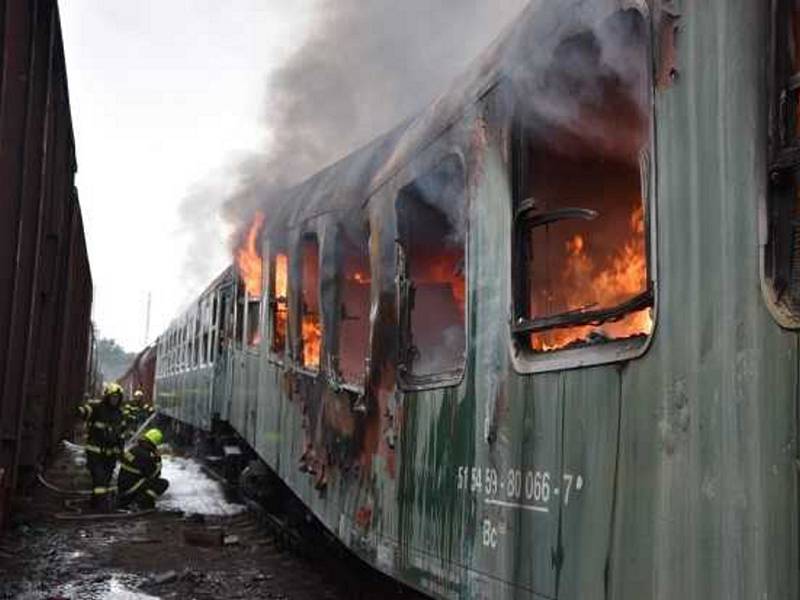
top-left (123, 389), bottom-right (152, 436)
top-left (77, 382), bottom-right (125, 511)
top-left (117, 428), bottom-right (169, 510)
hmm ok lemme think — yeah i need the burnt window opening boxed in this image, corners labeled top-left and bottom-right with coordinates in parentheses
top-left (210, 294), bottom-right (218, 363)
top-left (269, 251), bottom-right (289, 357)
top-left (335, 229), bottom-right (370, 386)
top-left (194, 313), bottom-right (201, 367)
top-left (246, 296), bottom-right (261, 347)
top-left (512, 9), bottom-right (653, 354)
top-left (182, 322), bottom-right (188, 369)
top-left (235, 280), bottom-right (245, 349)
top-left (299, 235), bottom-right (322, 371)
top-left (217, 291), bottom-right (228, 356)
top-left (396, 156), bottom-right (467, 382)
top-left (202, 298), bottom-right (211, 364)
top-left (766, 1), bottom-right (800, 319)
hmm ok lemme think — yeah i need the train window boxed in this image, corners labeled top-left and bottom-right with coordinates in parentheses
top-left (217, 292), bottom-right (228, 356)
top-left (299, 235), bottom-right (322, 371)
top-left (246, 296), bottom-right (261, 347)
top-left (210, 293), bottom-right (218, 363)
top-left (512, 10), bottom-right (653, 354)
top-left (335, 228), bottom-right (370, 386)
top-left (765, 0), bottom-right (800, 323)
top-left (396, 156), bottom-right (467, 383)
top-left (189, 316), bottom-right (194, 367)
top-left (269, 251), bottom-right (288, 358)
top-left (194, 313), bottom-right (201, 367)
top-left (235, 281), bottom-right (245, 349)
top-left (202, 301), bottom-right (210, 364)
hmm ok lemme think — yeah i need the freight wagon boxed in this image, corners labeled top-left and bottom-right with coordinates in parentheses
top-left (155, 1), bottom-right (799, 598)
top-left (0, 0), bottom-right (93, 527)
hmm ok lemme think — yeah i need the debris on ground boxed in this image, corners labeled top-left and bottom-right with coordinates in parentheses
top-left (0, 440), bottom-right (426, 600)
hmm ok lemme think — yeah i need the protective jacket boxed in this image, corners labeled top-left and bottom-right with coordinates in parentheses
top-left (122, 402), bottom-right (154, 435)
top-left (77, 399), bottom-right (124, 457)
top-left (117, 439), bottom-right (168, 509)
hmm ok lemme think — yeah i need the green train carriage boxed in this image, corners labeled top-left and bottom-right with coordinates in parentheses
top-left (155, 1), bottom-right (800, 598)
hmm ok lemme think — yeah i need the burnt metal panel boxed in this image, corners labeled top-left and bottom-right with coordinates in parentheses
top-left (609, 2), bottom-right (798, 600)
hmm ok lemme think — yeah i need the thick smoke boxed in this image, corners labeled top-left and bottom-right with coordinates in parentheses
top-left (178, 0), bottom-right (529, 281)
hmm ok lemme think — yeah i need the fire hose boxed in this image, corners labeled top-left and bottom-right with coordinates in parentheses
top-left (36, 472), bottom-right (91, 496)
top-left (125, 411), bottom-right (159, 451)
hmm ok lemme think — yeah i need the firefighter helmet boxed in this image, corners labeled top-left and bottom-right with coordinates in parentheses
top-left (144, 428), bottom-right (163, 446)
top-left (133, 389), bottom-right (144, 398)
top-left (102, 382), bottom-right (123, 399)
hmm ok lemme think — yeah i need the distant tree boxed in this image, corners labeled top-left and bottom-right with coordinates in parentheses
top-left (96, 338), bottom-right (136, 382)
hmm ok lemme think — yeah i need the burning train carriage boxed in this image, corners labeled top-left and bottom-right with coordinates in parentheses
top-left (155, 1), bottom-right (800, 599)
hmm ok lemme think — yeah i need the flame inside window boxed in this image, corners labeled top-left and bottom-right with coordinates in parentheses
top-left (300, 236), bottom-right (322, 370)
top-left (514, 9), bottom-right (652, 353)
top-left (523, 153), bottom-right (651, 351)
top-left (270, 253), bottom-right (288, 355)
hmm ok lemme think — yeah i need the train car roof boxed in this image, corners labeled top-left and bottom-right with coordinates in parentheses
top-left (267, 0), bottom-right (645, 232)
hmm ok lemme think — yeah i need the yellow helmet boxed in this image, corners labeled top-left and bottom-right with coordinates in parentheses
top-left (143, 428), bottom-right (163, 446)
top-left (133, 390), bottom-right (144, 398)
top-left (103, 382), bottom-right (123, 398)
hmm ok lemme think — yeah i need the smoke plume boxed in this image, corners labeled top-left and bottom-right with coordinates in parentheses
top-left (178, 0), bottom-right (529, 285)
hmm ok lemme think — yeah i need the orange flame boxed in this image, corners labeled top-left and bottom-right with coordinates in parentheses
top-left (275, 254), bottom-right (288, 298)
top-left (350, 271), bottom-right (371, 284)
top-left (302, 317), bottom-right (322, 369)
top-left (532, 204), bottom-right (652, 351)
top-left (236, 212), bottom-right (265, 298)
top-left (416, 250), bottom-right (465, 315)
top-left (272, 253), bottom-right (288, 353)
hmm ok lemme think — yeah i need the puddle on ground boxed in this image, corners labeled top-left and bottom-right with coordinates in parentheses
top-left (102, 576), bottom-right (161, 600)
top-left (11, 574), bottom-right (159, 600)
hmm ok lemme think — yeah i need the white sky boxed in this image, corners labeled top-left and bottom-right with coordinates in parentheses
top-left (60, 1), bottom-right (316, 351)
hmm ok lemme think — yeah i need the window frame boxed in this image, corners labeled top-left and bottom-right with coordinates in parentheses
top-left (266, 243), bottom-right (290, 366)
top-left (244, 292), bottom-right (262, 351)
top-left (330, 223), bottom-right (372, 392)
top-left (503, 9), bottom-right (658, 374)
top-left (293, 232), bottom-right (324, 376)
top-left (232, 281), bottom-right (242, 350)
top-left (510, 129), bottom-right (655, 345)
top-left (394, 152), bottom-right (470, 391)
